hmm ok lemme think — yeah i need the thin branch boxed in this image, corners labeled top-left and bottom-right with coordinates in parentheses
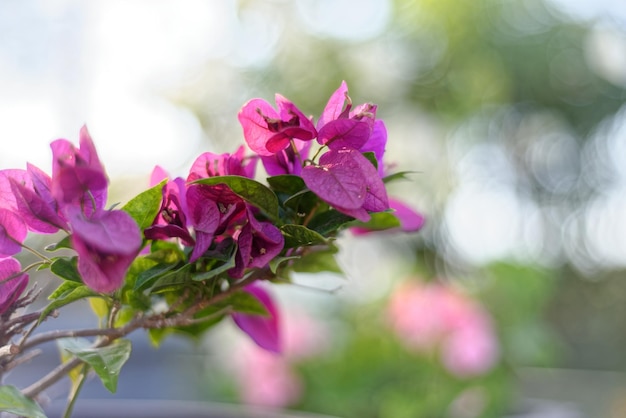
top-left (19, 268), bottom-right (267, 400)
top-left (20, 327), bottom-right (126, 352)
top-left (3, 349), bottom-right (42, 373)
top-left (3, 311), bottom-right (43, 331)
top-left (0, 344), bottom-right (18, 358)
top-left (22, 354), bottom-right (85, 399)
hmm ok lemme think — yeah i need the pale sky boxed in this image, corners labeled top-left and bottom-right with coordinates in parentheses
top-left (2, 0), bottom-right (626, 269)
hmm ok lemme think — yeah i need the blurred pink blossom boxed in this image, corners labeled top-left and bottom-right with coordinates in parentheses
top-left (232, 345), bottom-right (303, 408)
top-left (231, 307), bottom-right (329, 408)
top-left (387, 280), bottom-right (499, 378)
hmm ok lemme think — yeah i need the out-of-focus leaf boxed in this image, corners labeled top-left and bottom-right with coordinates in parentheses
top-left (89, 297), bottom-right (109, 319)
top-left (194, 176), bottom-right (279, 220)
top-left (192, 244), bottom-right (237, 282)
top-left (215, 290), bottom-right (269, 316)
top-left (348, 212), bottom-right (401, 231)
top-left (281, 224), bottom-right (328, 248)
top-left (150, 264), bottom-right (194, 293)
top-left (59, 338), bottom-right (132, 393)
top-left (0, 385), bottom-right (46, 418)
top-left (307, 210), bottom-right (354, 235)
top-left (267, 175), bottom-right (306, 195)
top-left (147, 240), bottom-right (186, 264)
top-left (50, 257), bottom-right (82, 283)
top-left (133, 262), bottom-right (178, 291)
top-left (270, 256), bottom-right (300, 274)
top-left (382, 171), bottom-right (416, 184)
top-left (44, 235), bottom-right (72, 252)
top-left (362, 151), bottom-right (378, 169)
top-left (40, 285), bottom-right (99, 323)
top-left (122, 180), bottom-right (166, 230)
top-left (291, 247), bottom-right (342, 274)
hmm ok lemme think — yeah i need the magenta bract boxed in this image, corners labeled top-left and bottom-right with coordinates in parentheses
top-left (0, 209), bottom-right (27, 257)
top-left (232, 207), bottom-right (284, 277)
top-left (232, 283), bottom-right (281, 353)
top-left (69, 208), bottom-right (142, 293)
top-left (360, 120), bottom-right (388, 177)
top-left (10, 176), bottom-right (67, 233)
top-left (50, 126), bottom-right (108, 216)
top-left (0, 257), bottom-right (29, 316)
top-left (302, 148), bottom-right (389, 222)
top-left (260, 138), bottom-right (311, 176)
top-left (238, 95), bottom-right (317, 157)
top-left (316, 81), bottom-right (377, 151)
top-left (187, 146), bottom-right (257, 181)
top-left (0, 169), bottom-right (28, 213)
top-left (185, 185), bottom-right (221, 262)
top-left (389, 199), bottom-right (425, 232)
top-left (145, 175), bottom-right (195, 246)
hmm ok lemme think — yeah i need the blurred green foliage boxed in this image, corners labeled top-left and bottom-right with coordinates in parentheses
top-left (184, 0), bottom-right (626, 415)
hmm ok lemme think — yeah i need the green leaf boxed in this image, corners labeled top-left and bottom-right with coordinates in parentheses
top-left (280, 224), bottom-right (328, 248)
top-left (283, 190), bottom-right (319, 214)
top-left (48, 281), bottom-right (83, 300)
top-left (348, 211), bottom-right (401, 231)
top-left (40, 285), bottom-right (99, 323)
top-left (192, 246), bottom-right (237, 282)
top-left (267, 175), bottom-right (306, 195)
top-left (307, 210), bottom-right (355, 236)
top-left (45, 235), bottom-right (72, 252)
top-left (0, 385), bottom-right (46, 418)
top-left (270, 256), bottom-right (300, 274)
top-left (122, 179), bottom-right (166, 230)
top-left (147, 328), bottom-right (172, 347)
top-left (147, 240), bottom-right (186, 264)
top-left (59, 338), bottom-right (132, 393)
top-left (362, 151), bottom-right (378, 169)
top-left (133, 262), bottom-right (178, 291)
top-left (50, 257), bottom-right (82, 283)
top-left (218, 290), bottom-right (268, 316)
top-left (291, 247), bottom-right (342, 274)
top-left (193, 175), bottom-right (279, 220)
top-left (382, 171), bottom-right (417, 184)
top-left (151, 264), bottom-right (194, 293)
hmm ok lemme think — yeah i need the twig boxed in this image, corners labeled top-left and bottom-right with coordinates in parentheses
top-left (20, 328), bottom-right (128, 352)
top-left (3, 349), bottom-right (43, 373)
top-left (19, 268), bottom-right (267, 400)
top-left (0, 344), bottom-right (18, 358)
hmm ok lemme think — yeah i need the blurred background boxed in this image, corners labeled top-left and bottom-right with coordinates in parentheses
top-left (2, 0), bottom-right (626, 416)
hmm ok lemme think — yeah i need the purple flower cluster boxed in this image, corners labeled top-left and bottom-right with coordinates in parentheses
top-left (239, 81), bottom-right (390, 222)
top-left (0, 127), bottom-right (141, 299)
top-left (145, 148), bottom-right (283, 277)
top-left (0, 81), bottom-right (424, 353)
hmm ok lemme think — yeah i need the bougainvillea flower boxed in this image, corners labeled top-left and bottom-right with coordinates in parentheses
top-left (144, 169), bottom-right (194, 246)
top-left (260, 138), bottom-right (311, 176)
top-left (50, 125), bottom-right (108, 216)
top-left (238, 95), bottom-right (317, 157)
top-left (231, 206), bottom-right (284, 278)
top-left (68, 208), bottom-right (142, 293)
top-left (316, 81), bottom-right (377, 151)
top-left (302, 148), bottom-right (389, 222)
top-left (0, 169), bottom-right (28, 212)
top-left (187, 146), bottom-right (257, 181)
top-left (0, 209), bottom-right (27, 257)
top-left (389, 198), bottom-right (425, 232)
top-left (9, 164), bottom-right (68, 233)
top-left (232, 283), bottom-right (281, 353)
top-left (350, 198), bottom-right (425, 235)
top-left (185, 184), bottom-right (221, 262)
top-left (360, 120), bottom-right (388, 177)
top-left (0, 257), bottom-right (29, 316)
